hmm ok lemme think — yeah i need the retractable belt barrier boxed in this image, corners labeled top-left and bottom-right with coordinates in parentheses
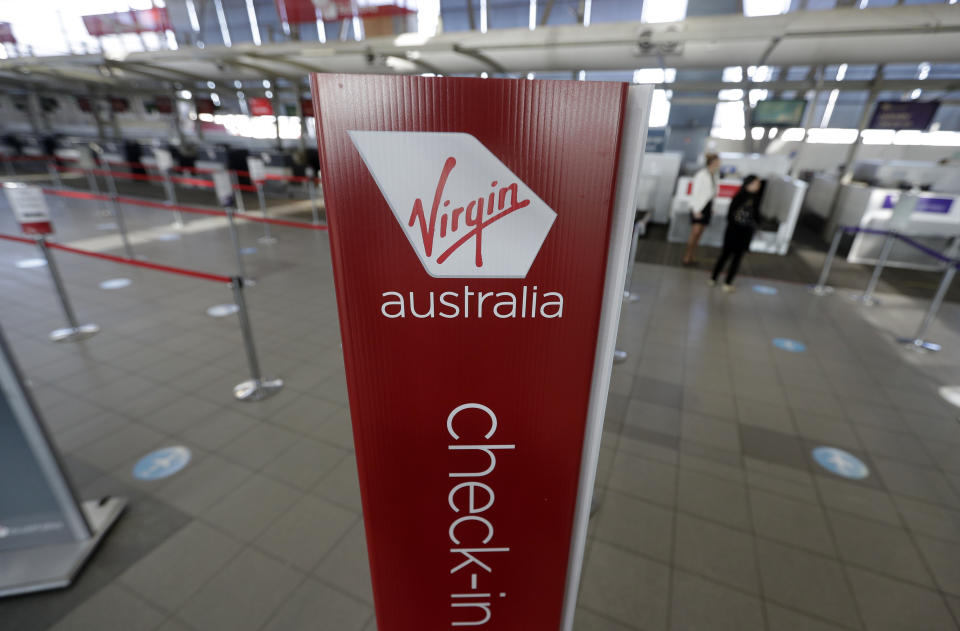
top-left (811, 225), bottom-right (960, 353)
top-left (41, 187), bottom-right (327, 231)
top-left (1, 232), bottom-right (282, 401)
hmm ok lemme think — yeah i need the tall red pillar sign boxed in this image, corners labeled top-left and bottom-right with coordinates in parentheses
top-left (311, 74), bottom-right (650, 630)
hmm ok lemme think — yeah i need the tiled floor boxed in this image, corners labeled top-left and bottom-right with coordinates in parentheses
top-left (1, 179), bottom-right (960, 630)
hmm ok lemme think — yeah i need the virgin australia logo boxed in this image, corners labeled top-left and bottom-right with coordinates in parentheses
top-left (348, 131), bottom-right (557, 278)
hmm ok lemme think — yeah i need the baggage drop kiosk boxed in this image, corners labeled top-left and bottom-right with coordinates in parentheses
top-left (0, 325), bottom-right (125, 597)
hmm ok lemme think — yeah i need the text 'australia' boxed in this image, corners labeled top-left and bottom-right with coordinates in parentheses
top-left (381, 286), bottom-right (563, 319)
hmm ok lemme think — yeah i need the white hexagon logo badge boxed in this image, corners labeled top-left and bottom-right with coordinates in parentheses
top-left (349, 131), bottom-right (557, 278)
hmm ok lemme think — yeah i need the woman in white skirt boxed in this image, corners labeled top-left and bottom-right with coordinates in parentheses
top-left (682, 153), bottom-right (720, 265)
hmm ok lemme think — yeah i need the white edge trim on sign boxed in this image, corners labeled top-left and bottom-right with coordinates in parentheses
top-left (560, 84), bottom-right (652, 630)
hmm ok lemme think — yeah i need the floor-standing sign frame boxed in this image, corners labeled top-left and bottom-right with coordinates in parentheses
top-left (0, 325), bottom-right (125, 597)
top-left (311, 74), bottom-right (650, 630)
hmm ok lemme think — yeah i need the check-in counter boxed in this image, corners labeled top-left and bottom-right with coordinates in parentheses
top-left (842, 190), bottom-right (960, 270)
top-left (637, 152), bottom-right (683, 223)
top-left (668, 175), bottom-right (807, 255)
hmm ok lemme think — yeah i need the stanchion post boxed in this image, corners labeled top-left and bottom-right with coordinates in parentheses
top-left (225, 206), bottom-right (248, 281)
top-left (161, 174), bottom-right (184, 229)
top-left (811, 227), bottom-right (843, 296)
top-left (854, 231), bottom-right (895, 306)
top-left (255, 181), bottom-right (276, 244)
top-left (230, 277), bottom-right (282, 401)
top-left (3, 158), bottom-right (14, 177)
top-left (306, 168), bottom-right (320, 225)
top-left (897, 263), bottom-right (957, 353)
top-left (36, 237), bottom-right (100, 343)
top-left (231, 171), bottom-right (246, 214)
top-left (110, 194), bottom-right (136, 260)
top-left (46, 161), bottom-right (63, 188)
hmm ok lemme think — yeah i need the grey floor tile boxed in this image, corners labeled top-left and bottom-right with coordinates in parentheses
top-left (669, 571), bottom-right (764, 631)
top-left (593, 490), bottom-right (674, 563)
top-left (156, 453), bottom-right (252, 516)
top-left (48, 584), bottom-right (166, 631)
top-left (674, 513), bottom-right (759, 593)
top-left (682, 388), bottom-right (737, 421)
top-left (846, 566), bottom-right (958, 631)
top-left (72, 424), bottom-right (167, 471)
top-left (261, 578), bottom-right (372, 631)
top-left (313, 520), bottom-right (374, 605)
top-left (624, 399), bottom-right (682, 437)
top-left (764, 603), bottom-right (857, 631)
top-left (118, 520), bottom-right (242, 612)
top-left (872, 458), bottom-right (960, 508)
top-left (262, 437), bottom-right (349, 491)
top-left (578, 541), bottom-right (670, 631)
top-left (203, 474), bottom-right (303, 541)
top-left (178, 408), bottom-right (257, 451)
top-left (740, 425), bottom-right (809, 471)
top-left (677, 468), bottom-right (750, 530)
top-left (736, 397), bottom-right (796, 433)
top-left (828, 511), bottom-right (935, 588)
top-left (757, 538), bottom-right (862, 629)
top-left (177, 548), bottom-right (304, 631)
top-left (255, 495), bottom-right (357, 571)
top-left (894, 496), bottom-right (960, 543)
top-left (218, 422), bottom-right (301, 470)
top-left (914, 536), bottom-right (960, 597)
top-left (680, 411), bottom-right (740, 453)
top-left (856, 426), bottom-right (933, 468)
top-left (605, 450), bottom-right (678, 508)
top-left (751, 489), bottom-right (836, 555)
top-left (139, 396), bottom-right (223, 435)
top-left (632, 375), bottom-right (684, 408)
top-left (815, 476), bottom-right (901, 527)
top-left (793, 415), bottom-right (862, 450)
top-left (572, 608), bottom-right (635, 631)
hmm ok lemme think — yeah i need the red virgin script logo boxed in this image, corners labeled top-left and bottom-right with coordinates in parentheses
top-left (409, 157), bottom-right (530, 268)
top-left (348, 131), bottom-right (557, 278)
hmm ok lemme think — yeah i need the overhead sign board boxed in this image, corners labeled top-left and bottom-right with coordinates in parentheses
top-left (248, 98), bottom-right (274, 117)
top-left (4, 184), bottom-right (53, 235)
top-left (751, 99), bottom-right (806, 127)
top-left (311, 74), bottom-right (649, 630)
top-left (868, 101), bottom-right (940, 131)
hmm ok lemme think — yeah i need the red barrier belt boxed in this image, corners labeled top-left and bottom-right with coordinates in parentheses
top-left (0, 233), bottom-right (35, 245)
top-left (1, 232), bottom-right (231, 283)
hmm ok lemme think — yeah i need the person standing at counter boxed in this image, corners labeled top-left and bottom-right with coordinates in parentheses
top-left (682, 153), bottom-right (720, 265)
top-left (709, 175), bottom-right (763, 292)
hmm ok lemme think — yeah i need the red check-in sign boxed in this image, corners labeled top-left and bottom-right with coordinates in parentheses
top-left (311, 74), bottom-right (649, 630)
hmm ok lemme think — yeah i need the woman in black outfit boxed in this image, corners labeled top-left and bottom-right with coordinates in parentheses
top-left (709, 175), bottom-right (763, 292)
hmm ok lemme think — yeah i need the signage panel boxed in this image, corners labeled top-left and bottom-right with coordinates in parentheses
top-left (246, 158), bottom-right (267, 183)
top-left (868, 101), bottom-right (940, 131)
top-left (248, 98), bottom-right (274, 117)
top-left (4, 184), bottom-right (53, 235)
top-left (82, 8), bottom-right (171, 36)
top-left (311, 74), bottom-right (648, 630)
top-left (752, 99), bottom-right (806, 127)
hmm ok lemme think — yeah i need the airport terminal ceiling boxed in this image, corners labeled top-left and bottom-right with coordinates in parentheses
top-left (0, 2), bottom-right (958, 133)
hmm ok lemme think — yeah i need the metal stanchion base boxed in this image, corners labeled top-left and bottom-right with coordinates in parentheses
top-left (613, 349), bottom-right (628, 364)
top-left (896, 337), bottom-right (941, 353)
top-left (848, 293), bottom-right (880, 307)
top-left (623, 291), bottom-right (640, 302)
top-left (808, 285), bottom-right (835, 296)
top-left (257, 236), bottom-right (278, 245)
top-left (49, 324), bottom-right (100, 343)
top-left (234, 378), bottom-right (284, 402)
top-left (172, 221), bottom-right (185, 230)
